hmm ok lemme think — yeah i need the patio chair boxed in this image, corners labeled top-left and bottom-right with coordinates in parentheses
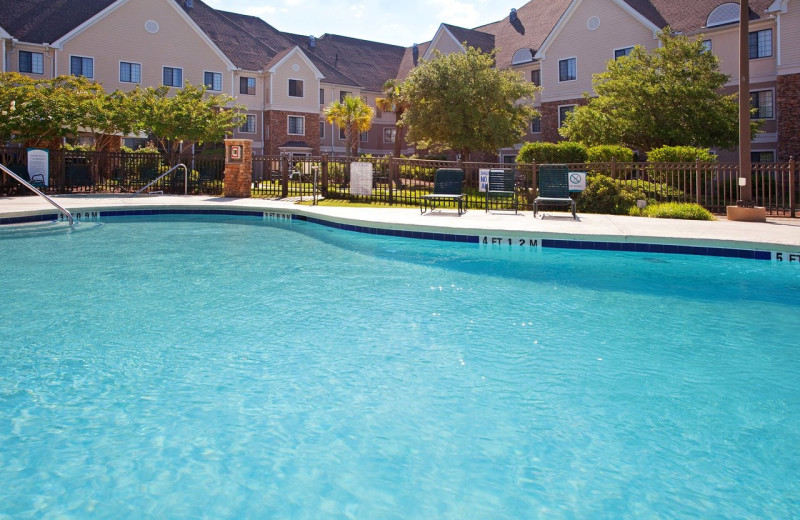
top-left (485, 168), bottom-right (517, 214)
top-left (534, 164), bottom-right (577, 219)
top-left (65, 164), bottom-right (94, 191)
top-left (420, 168), bottom-right (466, 215)
top-left (8, 164), bottom-right (45, 192)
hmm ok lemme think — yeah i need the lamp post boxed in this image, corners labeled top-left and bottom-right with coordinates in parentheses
top-left (738, 0), bottom-right (752, 203)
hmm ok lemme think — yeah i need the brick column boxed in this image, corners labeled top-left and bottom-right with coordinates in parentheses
top-left (223, 139), bottom-right (252, 198)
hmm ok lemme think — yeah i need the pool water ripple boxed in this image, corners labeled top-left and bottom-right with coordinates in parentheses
top-left (1, 215), bottom-right (799, 519)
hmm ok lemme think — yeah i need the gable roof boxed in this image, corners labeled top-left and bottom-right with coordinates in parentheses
top-left (474, 0), bottom-right (573, 68)
top-left (0, 0), bottom-right (115, 43)
top-left (639, 0), bottom-right (774, 34)
top-left (442, 24), bottom-right (495, 53)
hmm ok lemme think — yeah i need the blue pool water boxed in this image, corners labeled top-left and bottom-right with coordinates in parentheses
top-left (1, 215), bottom-right (799, 519)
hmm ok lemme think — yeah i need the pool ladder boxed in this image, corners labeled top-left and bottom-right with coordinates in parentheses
top-left (1, 163), bottom-right (74, 225)
top-left (134, 163), bottom-right (189, 195)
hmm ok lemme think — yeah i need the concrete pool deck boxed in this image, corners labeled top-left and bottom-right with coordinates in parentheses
top-left (1, 194), bottom-right (799, 254)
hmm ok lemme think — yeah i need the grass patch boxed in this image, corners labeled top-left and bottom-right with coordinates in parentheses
top-left (631, 202), bottom-right (715, 220)
top-left (294, 198), bottom-right (417, 208)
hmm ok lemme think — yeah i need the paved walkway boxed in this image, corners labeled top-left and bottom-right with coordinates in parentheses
top-left (1, 194), bottom-right (799, 252)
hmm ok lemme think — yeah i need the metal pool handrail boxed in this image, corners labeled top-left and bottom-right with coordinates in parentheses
top-left (1, 163), bottom-right (74, 225)
top-left (134, 163), bottom-right (188, 195)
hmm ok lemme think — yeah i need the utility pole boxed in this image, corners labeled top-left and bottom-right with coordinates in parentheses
top-left (739, 0), bottom-right (752, 202)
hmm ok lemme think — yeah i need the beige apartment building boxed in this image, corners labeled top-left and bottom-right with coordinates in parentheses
top-left (2, 0), bottom-right (800, 163)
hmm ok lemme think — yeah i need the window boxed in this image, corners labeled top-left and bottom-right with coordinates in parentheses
top-left (19, 51), bottom-right (44, 74)
top-left (71, 56), bottom-right (94, 78)
top-left (360, 131), bottom-right (368, 142)
top-left (289, 79), bottom-right (304, 98)
top-left (340, 90), bottom-right (351, 102)
top-left (702, 40), bottom-right (712, 52)
top-left (163, 66), bottom-right (182, 87)
top-left (558, 58), bottom-right (576, 82)
top-left (319, 89), bottom-right (325, 104)
top-left (204, 71), bottom-right (222, 91)
top-left (120, 62), bottom-right (141, 83)
top-left (319, 121), bottom-right (325, 138)
top-left (531, 116), bottom-right (541, 133)
top-left (751, 90), bottom-right (774, 119)
top-left (751, 151), bottom-right (775, 163)
top-left (339, 127), bottom-right (346, 140)
top-left (383, 128), bottom-right (396, 144)
top-left (531, 69), bottom-right (541, 86)
top-left (240, 77), bottom-right (256, 95)
top-left (558, 105), bottom-right (575, 127)
top-left (239, 114), bottom-right (256, 133)
top-left (749, 29), bottom-right (772, 59)
top-left (614, 47), bottom-right (633, 60)
top-left (288, 115), bottom-right (304, 135)
top-left (376, 107), bottom-right (382, 119)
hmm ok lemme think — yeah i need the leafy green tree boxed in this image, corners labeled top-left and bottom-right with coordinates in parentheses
top-left (323, 94), bottom-right (374, 158)
top-left (560, 29), bottom-right (757, 152)
top-left (131, 83), bottom-right (245, 165)
top-left (401, 46), bottom-right (539, 160)
top-left (79, 89), bottom-right (139, 152)
top-left (375, 79), bottom-right (408, 158)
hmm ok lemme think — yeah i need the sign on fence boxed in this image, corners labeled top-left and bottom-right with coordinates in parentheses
top-left (350, 162), bottom-right (373, 196)
top-left (27, 148), bottom-right (49, 186)
top-left (479, 169), bottom-right (490, 192)
top-left (568, 171), bottom-right (586, 192)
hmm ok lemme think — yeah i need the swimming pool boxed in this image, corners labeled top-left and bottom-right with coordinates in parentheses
top-left (1, 214), bottom-right (799, 519)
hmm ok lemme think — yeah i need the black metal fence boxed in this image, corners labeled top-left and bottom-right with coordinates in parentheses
top-left (2, 147), bottom-right (797, 216)
top-left (0, 147), bottom-right (225, 196)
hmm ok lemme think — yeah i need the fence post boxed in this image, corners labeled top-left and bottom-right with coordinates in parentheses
top-left (388, 157), bottom-right (396, 205)
top-left (790, 156), bottom-right (796, 218)
top-left (281, 154), bottom-right (289, 198)
top-left (321, 154), bottom-right (329, 197)
top-left (695, 159), bottom-right (702, 204)
top-left (532, 161), bottom-right (538, 200)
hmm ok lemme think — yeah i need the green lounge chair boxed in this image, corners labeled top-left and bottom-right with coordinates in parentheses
top-left (534, 164), bottom-right (577, 219)
top-left (420, 168), bottom-right (465, 215)
top-left (485, 168), bottom-right (517, 214)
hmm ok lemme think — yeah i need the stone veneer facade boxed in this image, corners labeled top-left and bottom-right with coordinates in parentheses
top-left (777, 73), bottom-right (800, 161)
top-left (538, 98), bottom-right (587, 143)
top-left (265, 110), bottom-right (321, 156)
top-left (223, 139), bottom-right (252, 198)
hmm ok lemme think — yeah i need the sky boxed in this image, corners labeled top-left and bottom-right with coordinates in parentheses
top-left (203, 0), bottom-right (524, 47)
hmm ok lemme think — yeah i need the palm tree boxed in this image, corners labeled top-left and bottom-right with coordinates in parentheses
top-left (375, 79), bottom-right (409, 158)
top-left (323, 94), bottom-right (374, 159)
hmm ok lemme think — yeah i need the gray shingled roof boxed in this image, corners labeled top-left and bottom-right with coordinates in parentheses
top-left (639, 0), bottom-right (775, 34)
top-left (442, 24), bottom-right (495, 54)
top-left (0, 0), bottom-right (115, 43)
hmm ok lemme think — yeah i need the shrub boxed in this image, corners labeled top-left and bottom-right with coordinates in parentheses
top-left (517, 141), bottom-right (587, 164)
top-left (577, 174), bottom-right (643, 215)
top-left (647, 146), bottom-right (716, 163)
top-left (586, 144), bottom-right (634, 163)
top-left (639, 202), bottom-right (715, 220)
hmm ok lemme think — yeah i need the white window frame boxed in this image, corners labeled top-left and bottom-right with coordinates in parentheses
top-left (239, 114), bottom-right (256, 134)
top-left (750, 89), bottom-right (775, 120)
top-left (702, 40), bottom-right (712, 52)
top-left (383, 127), bottom-right (396, 144)
top-left (558, 104), bottom-right (576, 128)
top-left (749, 29), bottom-right (772, 59)
top-left (162, 66), bottom-right (183, 87)
top-left (288, 78), bottom-right (304, 98)
top-left (531, 116), bottom-right (542, 134)
top-left (319, 121), bottom-right (325, 139)
top-left (531, 69), bottom-right (541, 86)
top-left (360, 130), bottom-right (369, 143)
top-left (240, 76), bottom-right (256, 95)
top-left (288, 115), bottom-right (305, 136)
top-left (558, 57), bottom-right (577, 82)
top-left (19, 50), bottom-right (44, 75)
top-left (70, 55), bottom-right (94, 79)
top-left (203, 71), bottom-right (223, 91)
top-left (119, 61), bottom-right (142, 84)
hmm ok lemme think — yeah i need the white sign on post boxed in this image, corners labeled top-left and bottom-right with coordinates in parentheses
top-left (568, 171), bottom-right (586, 192)
top-left (27, 148), bottom-right (49, 186)
top-left (479, 168), bottom-right (490, 192)
top-left (350, 162), bottom-right (373, 196)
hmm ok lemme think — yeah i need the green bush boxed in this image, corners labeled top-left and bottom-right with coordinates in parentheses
top-left (517, 141), bottom-right (587, 164)
top-left (577, 174), bottom-right (643, 215)
top-left (647, 146), bottom-right (716, 163)
top-left (638, 202), bottom-right (715, 220)
top-left (587, 144), bottom-right (634, 163)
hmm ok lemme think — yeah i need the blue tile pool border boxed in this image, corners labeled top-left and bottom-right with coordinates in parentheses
top-left (0, 208), bottom-right (775, 261)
